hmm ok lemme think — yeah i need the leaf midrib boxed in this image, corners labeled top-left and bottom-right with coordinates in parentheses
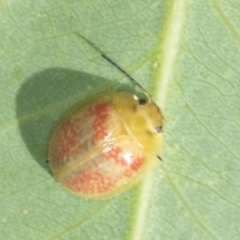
top-left (129, 1), bottom-right (190, 239)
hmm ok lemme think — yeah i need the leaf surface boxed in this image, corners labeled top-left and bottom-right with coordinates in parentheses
top-left (0, 0), bottom-right (240, 239)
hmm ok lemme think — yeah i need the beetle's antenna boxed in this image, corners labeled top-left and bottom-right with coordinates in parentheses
top-left (75, 33), bottom-right (150, 99)
top-left (101, 54), bottom-right (151, 101)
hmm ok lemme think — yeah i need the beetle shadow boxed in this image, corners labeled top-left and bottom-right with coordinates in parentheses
top-left (16, 68), bottom-right (113, 173)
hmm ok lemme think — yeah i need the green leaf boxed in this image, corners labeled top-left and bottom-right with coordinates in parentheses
top-left (1, 0), bottom-right (240, 239)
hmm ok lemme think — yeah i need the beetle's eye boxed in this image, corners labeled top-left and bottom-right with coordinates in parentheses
top-left (155, 126), bottom-right (162, 133)
top-left (139, 99), bottom-right (147, 105)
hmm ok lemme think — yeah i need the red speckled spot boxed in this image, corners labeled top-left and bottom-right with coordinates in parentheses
top-left (88, 102), bottom-right (110, 115)
top-left (50, 117), bottom-right (82, 167)
top-left (106, 146), bottom-right (144, 178)
top-left (130, 157), bottom-right (144, 172)
top-left (124, 157), bottom-right (144, 178)
top-left (64, 167), bottom-right (116, 194)
top-left (88, 103), bottom-right (111, 142)
top-left (106, 147), bottom-right (126, 166)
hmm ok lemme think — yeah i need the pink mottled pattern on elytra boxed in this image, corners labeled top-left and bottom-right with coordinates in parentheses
top-left (51, 102), bottom-right (145, 195)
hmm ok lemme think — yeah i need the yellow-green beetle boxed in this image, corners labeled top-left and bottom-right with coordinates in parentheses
top-left (48, 55), bottom-right (163, 198)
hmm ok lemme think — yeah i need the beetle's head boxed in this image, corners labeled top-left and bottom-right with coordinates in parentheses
top-left (113, 91), bottom-right (163, 154)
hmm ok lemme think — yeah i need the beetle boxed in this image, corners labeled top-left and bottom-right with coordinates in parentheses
top-left (48, 54), bottom-right (163, 198)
